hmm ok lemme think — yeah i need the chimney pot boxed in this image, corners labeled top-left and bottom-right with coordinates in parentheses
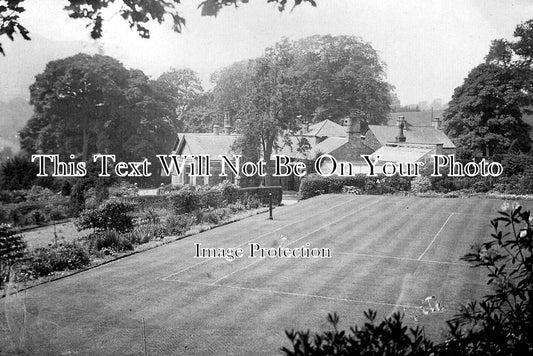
top-left (396, 116), bottom-right (406, 143)
top-left (223, 113), bottom-right (232, 135)
top-left (346, 117), bottom-right (361, 143)
top-left (213, 124), bottom-right (220, 135)
top-left (432, 117), bottom-right (441, 130)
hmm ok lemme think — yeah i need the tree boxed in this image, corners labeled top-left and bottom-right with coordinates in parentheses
top-left (155, 68), bottom-right (206, 132)
top-left (485, 39), bottom-right (513, 68)
top-left (0, 153), bottom-right (38, 190)
top-left (20, 53), bottom-right (176, 162)
top-left (291, 35), bottom-right (391, 125)
top-left (443, 19), bottom-right (533, 158)
top-left (443, 63), bottom-right (531, 157)
top-left (0, 0), bottom-right (317, 55)
top-left (212, 35), bottom-right (391, 183)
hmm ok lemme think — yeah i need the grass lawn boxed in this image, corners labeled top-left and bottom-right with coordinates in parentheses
top-left (1, 195), bottom-right (528, 355)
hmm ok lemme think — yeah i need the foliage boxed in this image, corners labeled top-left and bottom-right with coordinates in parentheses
top-left (283, 311), bottom-right (434, 356)
top-left (170, 186), bottom-right (201, 214)
top-left (69, 181), bottom-right (86, 216)
top-left (214, 35), bottom-right (391, 181)
top-left (410, 176), bottom-right (432, 194)
top-left (0, 154), bottom-right (38, 190)
top-left (442, 203), bottom-right (533, 355)
top-left (0, 201), bottom-right (71, 226)
top-left (163, 214), bottom-right (197, 236)
top-left (0, 0), bottom-right (317, 55)
top-left (75, 199), bottom-right (135, 233)
top-left (0, 224), bottom-right (26, 289)
top-left (283, 203), bottom-right (533, 355)
top-left (26, 242), bottom-right (90, 277)
top-left (442, 63), bottom-right (531, 157)
top-left (20, 54), bottom-right (176, 162)
top-left (155, 68), bottom-right (206, 132)
top-left (299, 174), bottom-right (412, 200)
top-left (84, 229), bottom-right (134, 252)
top-left (443, 19), bottom-right (533, 158)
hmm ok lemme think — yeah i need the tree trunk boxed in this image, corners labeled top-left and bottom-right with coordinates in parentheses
top-left (82, 113), bottom-right (89, 162)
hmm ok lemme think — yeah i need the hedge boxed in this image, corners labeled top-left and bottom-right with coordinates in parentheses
top-left (298, 174), bottom-right (412, 200)
top-left (236, 186), bottom-right (282, 205)
top-left (123, 184), bottom-right (282, 214)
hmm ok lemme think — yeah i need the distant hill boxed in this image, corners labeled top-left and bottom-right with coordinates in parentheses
top-left (0, 33), bottom-right (98, 100)
top-left (0, 34), bottom-right (99, 151)
top-left (0, 97), bottom-right (32, 151)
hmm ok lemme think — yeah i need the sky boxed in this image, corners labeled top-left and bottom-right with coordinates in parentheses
top-left (2, 0), bottom-right (533, 105)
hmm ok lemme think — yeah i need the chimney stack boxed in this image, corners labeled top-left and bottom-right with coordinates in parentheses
top-left (396, 116), bottom-right (406, 143)
top-left (223, 113), bottom-right (232, 135)
top-left (346, 117), bottom-right (361, 143)
top-left (432, 117), bottom-right (441, 130)
top-left (213, 124), bottom-right (220, 135)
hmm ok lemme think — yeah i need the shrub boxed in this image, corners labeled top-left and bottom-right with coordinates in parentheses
top-left (241, 195), bottom-right (262, 209)
top-left (283, 311), bottom-right (435, 355)
top-left (202, 209), bottom-right (221, 225)
top-left (443, 203), bottom-right (533, 354)
top-left (299, 174), bottom-right (410, 199)
top-left (27, 242), bottom-right (90, 277)
top-left (471, 180), bottom-right (490, 193)
top-left (0, 224), bottom-right (26, 288)
top-left (125, 223), bottom-right (166, 244)
top-left (164, 214), bottom-right (197, 236)
top-left (84, 229), bottom-right (134, 252)
top-left (69, 182), bottom-right (86, 216)
top-left (75, 199), bottom-right (135, 233)
top-left (299, 174), bottom-right (330, 199)
top-left (236, 186), bottom-right (282, 205)
top-left (410, 176), bottom-right (432, 193)
top-left (227, 202), bottom-right (246, 213)
top-left (0, 154), bottom-right (39, 190)
top-left (170, 186), bottom-right (201, 214)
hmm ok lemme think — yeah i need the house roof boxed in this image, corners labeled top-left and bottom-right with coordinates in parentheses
top-left (173, 133), bottom-right (237, 157)
top-left (303, 119), bottom-right (346, 137)
top-left (387, 110), bottom-right (445, 127)
top-left (367, 125), bottom-right (456, 149)
top-left (371, 145), bottom-right (434, 163)
top-left (313, 137), bottom-right (347, 155)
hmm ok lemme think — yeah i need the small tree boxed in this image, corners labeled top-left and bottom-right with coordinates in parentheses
top-left (75, 199), bottom-right (135, 233)
top-left (0, 224), bottom-right (26, 290)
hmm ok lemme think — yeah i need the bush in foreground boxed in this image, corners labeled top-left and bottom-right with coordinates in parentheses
top-left (27, 242), bottom-right (90, 277)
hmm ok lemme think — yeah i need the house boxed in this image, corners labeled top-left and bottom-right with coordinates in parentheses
top-left (170, 120), bottom-right (240, 186)
top-left (169, 111), bottom-right (456, 189)
top-left (272, 118), bottom-right (374, 188)
top-left (365, 112), bottom-right (456, 156)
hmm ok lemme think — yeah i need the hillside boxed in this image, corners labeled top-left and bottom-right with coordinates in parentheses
top-left (0, 97), bottom-right (32, 150)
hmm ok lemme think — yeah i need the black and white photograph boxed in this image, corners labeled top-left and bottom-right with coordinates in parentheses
top-left (1, 0), bottom-right (533, 355)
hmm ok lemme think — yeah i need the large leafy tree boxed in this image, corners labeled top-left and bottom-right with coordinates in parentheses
top-left (20, 53), bottom-right (176, 162)
top-left (292, 35), bottom-right (391, 124)
top-left (0, 0), bottom-right (317, 55)
top-left (443, 19), bottom-right (533, 158)
top-left (213, 35), bottom-right (391, 183)
top-left (443, 63), bottom-right (531, 157)
top-left (155, 68), bottom-right (206, 132)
